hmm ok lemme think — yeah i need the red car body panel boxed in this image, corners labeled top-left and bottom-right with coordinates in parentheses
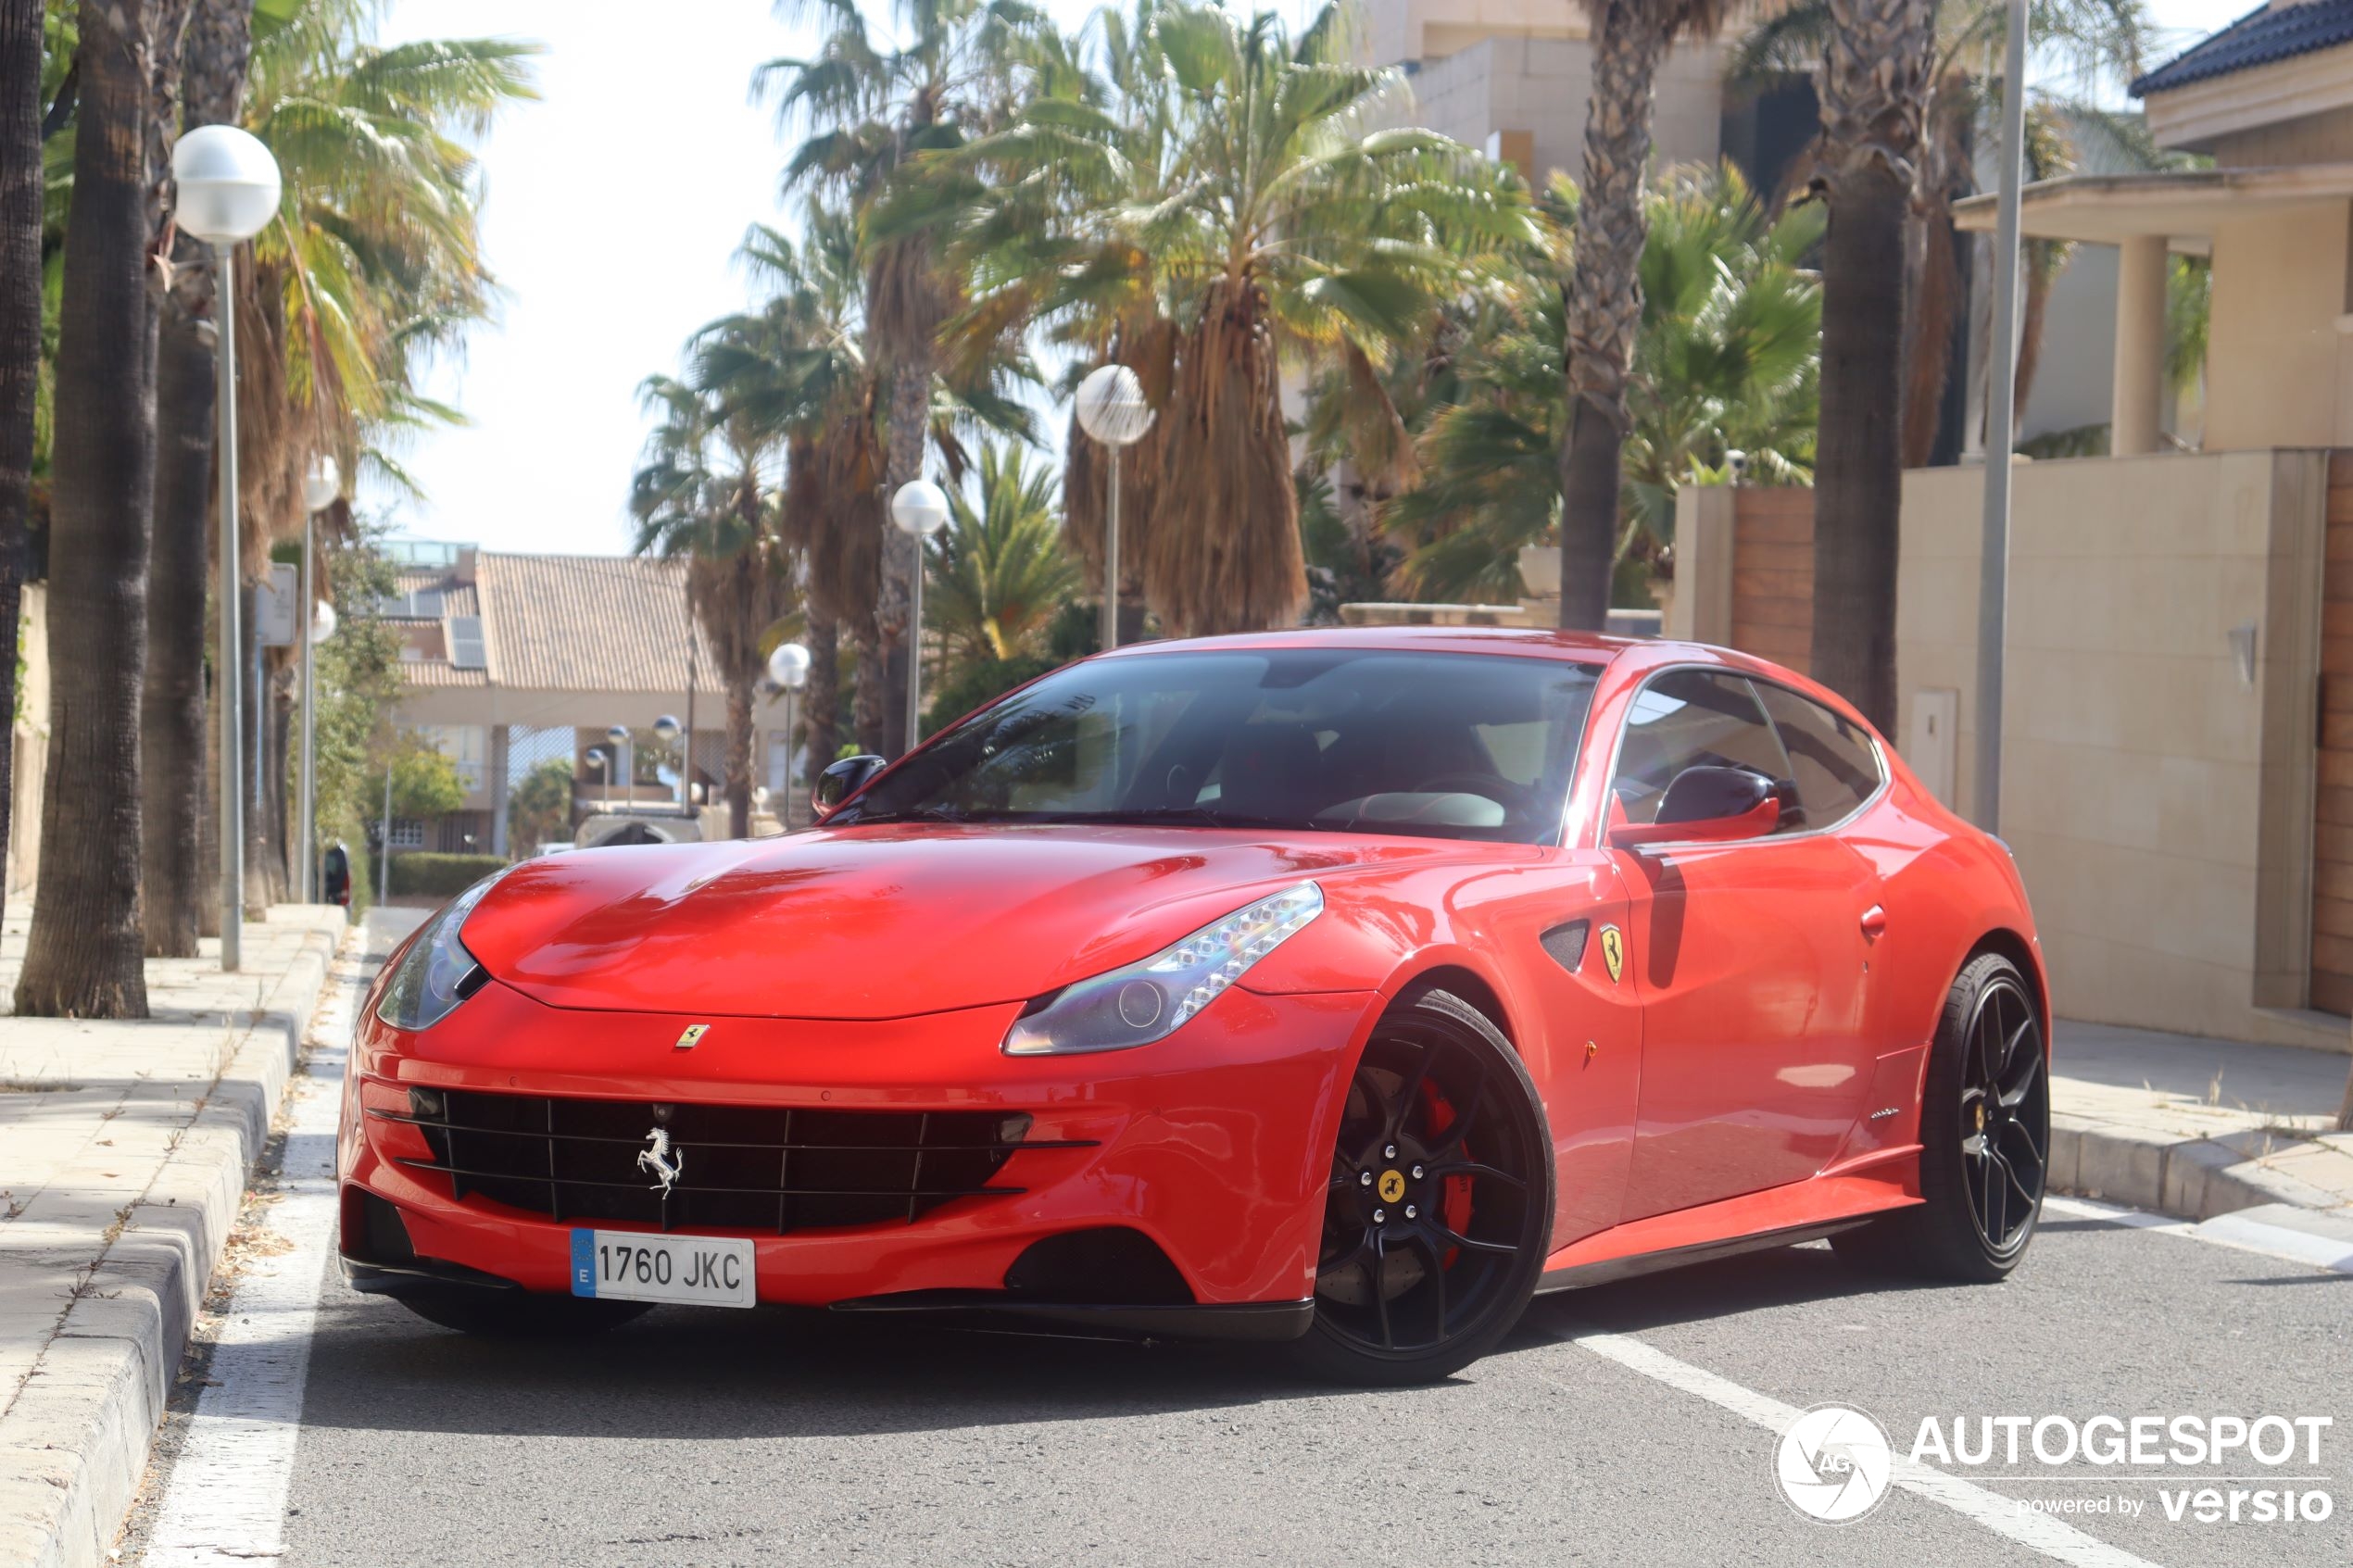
top-left (339, 628), bottom-right (2045, 1319)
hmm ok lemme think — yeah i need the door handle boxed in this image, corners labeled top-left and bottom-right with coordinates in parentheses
top-left (1859, 905), bottom-right (1888, 942)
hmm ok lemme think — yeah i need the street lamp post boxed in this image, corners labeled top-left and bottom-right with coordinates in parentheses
top-left (174, 124), bottom-right (282, 971)
top-left (1974, 0), bottom-right (2031, 835)
top-left (297, 455), bottom-right (337, 902)
top-left (889, 482), bottom-right (950, 751)
top-left (1075, 365), bottom-right (1154, 651)
top-left (767, 642), bottom-right (811, 828)
top-left (606, 725), bottom-right (631, 811)
top-left (653, 714), bottom-right (683, 809)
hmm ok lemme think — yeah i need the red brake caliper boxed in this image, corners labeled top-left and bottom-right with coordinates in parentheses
top-left (1418, 1081), bottom-right (1477, 1268)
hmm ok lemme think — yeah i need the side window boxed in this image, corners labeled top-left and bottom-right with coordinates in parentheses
top-left (1755, 684), bottom-right (1881, 830)
top-left (1609, 670), bottom-right (1787, 825)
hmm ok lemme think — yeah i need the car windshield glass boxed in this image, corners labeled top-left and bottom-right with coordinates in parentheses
top-left (839, 649), bottom-right (1602, 844)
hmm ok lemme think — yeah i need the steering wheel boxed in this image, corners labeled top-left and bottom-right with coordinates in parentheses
top-left (1407, 771), bottom-right (1534, 816)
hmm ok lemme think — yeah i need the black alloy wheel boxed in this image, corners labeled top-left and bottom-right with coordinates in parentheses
top-left (1292, 989), bottom-right (1554, 1385)
top-left (1833, 951), bottom-right (2049, 1282)
top-left (1960, 968), bottom-right (2050, 1257)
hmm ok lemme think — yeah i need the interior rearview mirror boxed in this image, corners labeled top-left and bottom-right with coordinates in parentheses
top-left (813, 754), bottom-right (887, 818)
top-left (1608, 765), bottom-right (1781, 849)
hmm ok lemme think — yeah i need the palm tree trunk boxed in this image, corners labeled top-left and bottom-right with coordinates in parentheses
top-left (803, 610), bottom-right (837, 795)
top-left (724, 676), bottom-right (752, 840)
top-left (1558, 1), bottom-right (1669, 632)
top-left (143, 303), bottom-right (212, 953)
top-left (143, 0), bottom-right (251, 955)
top-left (1900, 200), bottom-right (1960, 470)
top-left (879, 356), bottom-right (928, 758)
top-left (0, 0), bottom-right (40, 932)
top-left (16, 0), bottom-right (163, 1018)
top-left (1808, 0), bottom-right (1936, 737)
top-left (2012, 242), bottom-right (2057, 421)
top-left (850, 609), bottom-right (885, 757)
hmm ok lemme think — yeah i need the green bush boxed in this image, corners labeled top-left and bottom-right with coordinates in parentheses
top-left (386, 851), bottom-right (507, 899)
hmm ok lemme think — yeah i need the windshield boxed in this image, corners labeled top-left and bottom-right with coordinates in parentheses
top-left (838, 648), bottom-right (1602, 845)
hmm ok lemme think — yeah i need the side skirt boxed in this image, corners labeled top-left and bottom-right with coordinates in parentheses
top-left (1537, 1217), bottom-right (1877, 1293)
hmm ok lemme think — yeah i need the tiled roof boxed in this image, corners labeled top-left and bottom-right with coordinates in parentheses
top-left (2133, 1), bottom-right (2353, 96)
top-left (399, 659), bottom-right (489, 688)
top-left (387, 567), bottom-right (477, 620)
top-left (471, 552), bottom-right (722, 693)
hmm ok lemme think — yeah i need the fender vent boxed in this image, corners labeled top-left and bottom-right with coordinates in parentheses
top-left (1540, 919), bottom-right (1591, 973)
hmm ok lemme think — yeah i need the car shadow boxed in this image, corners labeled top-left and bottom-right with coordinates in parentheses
top-left (296, 1242), bottom-right (1932, 1442)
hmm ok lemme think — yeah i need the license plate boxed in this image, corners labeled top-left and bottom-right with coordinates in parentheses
top-left (570, 1229), bottom-right (755, 1308)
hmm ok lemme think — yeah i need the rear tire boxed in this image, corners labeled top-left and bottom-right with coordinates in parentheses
top-left (393, 1287), bottom-right (652, 1338)
top-left (1832, 951), bottom-right (2049, 1282)
top-left (1290, 988), bottom-right (1554, 1386)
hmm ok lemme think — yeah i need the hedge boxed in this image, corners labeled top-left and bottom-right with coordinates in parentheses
top-left (387, 851), bottom-right (508, 899)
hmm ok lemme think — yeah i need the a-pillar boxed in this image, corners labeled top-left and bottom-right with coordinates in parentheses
top-left (2111, 234), bottom-right (2169, 456)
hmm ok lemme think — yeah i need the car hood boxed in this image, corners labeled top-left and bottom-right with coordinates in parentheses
top-left (458, 823), bottom-right (1481, 1019)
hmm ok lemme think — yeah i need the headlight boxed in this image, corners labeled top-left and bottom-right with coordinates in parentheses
top-left (1002, 881), bottom-right (1323, 1056)
top-left (373, 873), bottom-right (506, 1032)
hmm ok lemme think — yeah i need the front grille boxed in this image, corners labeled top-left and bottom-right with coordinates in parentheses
top-left (378, 1088), bottom-right (1081, 1235)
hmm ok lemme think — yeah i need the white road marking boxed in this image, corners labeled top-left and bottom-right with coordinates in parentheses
top-left (2043, 1195), bottom-right (2353, 1274)
top-left (1545, 1329), bottom-right (2164, 1568)
top-left (140, 960), bottom-right (358, 1566)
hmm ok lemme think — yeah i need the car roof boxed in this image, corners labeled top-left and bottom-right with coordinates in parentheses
top-left (1101, 624), bottom-right (1649, 662)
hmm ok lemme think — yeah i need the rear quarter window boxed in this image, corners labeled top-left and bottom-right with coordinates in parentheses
top-left (1755, 683), bottom-right (1882, 829)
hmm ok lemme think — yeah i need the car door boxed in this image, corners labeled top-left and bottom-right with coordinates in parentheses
top-left (1607, 668), bottom-right (1881, 1222)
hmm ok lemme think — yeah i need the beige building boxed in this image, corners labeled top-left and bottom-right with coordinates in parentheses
top-left (1361, 0), bottom-right (1815, 192)
top-left (384, 544), bottom-right (798, 854)
top-left (1661, 4), bottom-right (2353, 1055)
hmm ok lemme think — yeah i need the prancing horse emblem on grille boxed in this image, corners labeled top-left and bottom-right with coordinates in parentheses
top-left (636, 1127), bottom-right (684, 1197)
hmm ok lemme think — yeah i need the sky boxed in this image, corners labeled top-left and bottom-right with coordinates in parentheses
top-left (370, 0), bottom-right (2263, 558)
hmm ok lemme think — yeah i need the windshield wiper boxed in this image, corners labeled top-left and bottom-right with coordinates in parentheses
top-left (838, 803), bottom-right (973, 826)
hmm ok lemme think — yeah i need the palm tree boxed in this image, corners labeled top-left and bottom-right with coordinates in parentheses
top-left (0, 0), bottom-right (41, 936)
top-left (1558, 0), bottom-right (1734, 631)
top-left (142, 0), bottom-right (251, 957)
top-left (726, 205), bottom-right (880, 764)
top-left (1384, 165), bottom-right (1821, 604)
top-left (760, 0), bottom-right (1038, 759)
top-left (16, 0), bottom-right (169, 1018)
top-left (930, 0), bottom-right (1529, 638)
top-left (929, 442), bottom-right (1077, 664)
top-left (631, 367), bottom-right (797, 840)
top-left (1806, 0), bottom-right (1940, 735)
top-left (218, 13), bottom-right (535, 908)
top-left (1734, 0), bottom-right (2155, 469)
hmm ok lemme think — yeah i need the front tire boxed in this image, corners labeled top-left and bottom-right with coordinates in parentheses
top-left (393, 1287), bottom-right (652, 1338)
top-left (1290, 988), bottom-right (1554, 1385)
top-left (1833, 951), bottom-right (2050, 1281)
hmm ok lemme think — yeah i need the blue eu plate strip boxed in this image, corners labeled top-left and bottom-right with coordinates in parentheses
top-left (570, 1229), bottom-right (596, 1298)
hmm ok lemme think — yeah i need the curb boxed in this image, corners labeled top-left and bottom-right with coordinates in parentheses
top-left (2048, 1116), bottom-right (2349, 1223)
top-left (0, 914), bottom-right (346, 1568)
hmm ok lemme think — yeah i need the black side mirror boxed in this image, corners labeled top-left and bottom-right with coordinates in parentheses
top-left (813, 754), bottom-right (886, 816)
top-left (1610, 764), bottom-right (1783, 848)
top-left (1655, 764), bottom-right (1775, 826)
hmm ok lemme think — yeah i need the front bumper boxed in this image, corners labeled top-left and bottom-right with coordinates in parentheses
top-left (338, 977), bottom-right (1377, 1314)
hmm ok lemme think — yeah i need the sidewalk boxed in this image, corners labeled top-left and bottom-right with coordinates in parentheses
top-left (2049, 1018), bottom-right (2353, 1223)
top-left (0, 904), bottom-right (346, 1568)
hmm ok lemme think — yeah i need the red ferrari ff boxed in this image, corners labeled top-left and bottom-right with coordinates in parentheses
top-left (340, 628), bottom-right (2050, 1383)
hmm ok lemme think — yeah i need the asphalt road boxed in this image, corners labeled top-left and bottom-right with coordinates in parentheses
top-left (121, 909), bottom-right (2353, 1568)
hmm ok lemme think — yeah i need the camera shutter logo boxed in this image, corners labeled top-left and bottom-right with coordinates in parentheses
top-left (1776, 1404), bottom-right (1894, 1524)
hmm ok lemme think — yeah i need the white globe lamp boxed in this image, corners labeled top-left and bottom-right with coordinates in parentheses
top-left (1074, 364), bottom-right (1154, 651)
top-left (889, 482), bottom-right (950, 753)
top-left (177, 125), bottom-right (282, 970)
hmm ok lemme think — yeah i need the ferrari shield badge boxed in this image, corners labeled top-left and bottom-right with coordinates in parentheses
top-left (1599, 925), bottom-right (1625, 984)
top-left (673, 1023), bottom-right (709, 1051)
